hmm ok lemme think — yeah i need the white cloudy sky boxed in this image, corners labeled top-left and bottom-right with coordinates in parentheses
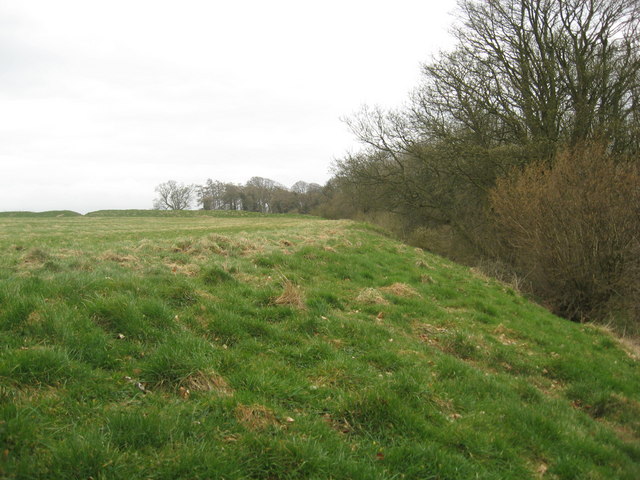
top-left (0, 0), bottom-right (457, 213)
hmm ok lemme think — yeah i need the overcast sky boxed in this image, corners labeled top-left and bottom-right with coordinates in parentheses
top-left (0, 0), bottom-right (457, 213)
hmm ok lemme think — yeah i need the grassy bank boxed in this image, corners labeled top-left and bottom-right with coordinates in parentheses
top-left (0, 212), bottom-right (638, 479)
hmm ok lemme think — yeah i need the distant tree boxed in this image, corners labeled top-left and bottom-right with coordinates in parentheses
top-left (243, 177), bottom-right (286, 213)
top-left (195, 176), bottom-right (326, 214)
top-left (153, 180), bottom-right (194, 210)
top-left (291, 181), bottom-right (323, 213)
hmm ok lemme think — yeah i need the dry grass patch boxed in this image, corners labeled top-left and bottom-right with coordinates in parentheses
top-left (492, 324), bottom-right (525, 347)
top-left (469, 267), bottom-right (494, 284)
top-left (235, 273), bottom-right (274, 287)
top-left (273, 280), bottom-right (306, 309)
top-left (57, 248), bottom-right (84, 259)
top-left (22, 248), bottom-right (50, 265)
top-left (171, 238), bottom-right (195, 253)
top-left (381, 282), bottom-right (420, 298)
top-left (166, 262), bottom-right (200, 276)
top-left (25, 311), bottom-right (43, 328)
top-left (415, 323), bottom-right (448, 346)
top-left (356, 288), bottom-right (389, 305)
top-left (235, 404), bottom-right (279, 431)
top-left (415, 259), bottom-right (431, 269)
top-left (197, 234), bottom-right (263, 257)
top-left (420, 274), bottom-right (434, 284)
top-left (181, 370), bottom-right (233, 396)
top-left (100, 250), bottom-right (139, 265)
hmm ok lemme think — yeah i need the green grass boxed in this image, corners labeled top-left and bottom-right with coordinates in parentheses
top-left (0, 211), bottom-right (638, 479)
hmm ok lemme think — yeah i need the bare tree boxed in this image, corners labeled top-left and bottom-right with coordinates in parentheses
top-left (348, 0), bottom-right (640, 157)
top-left (153, 180), bottom-right (194, 210)
top-left (418, 0), bottom-right (640, 154)
top-left (243, 177), bottom-right (286, 213)
top-left (337, 0), bottom-right (640, 248)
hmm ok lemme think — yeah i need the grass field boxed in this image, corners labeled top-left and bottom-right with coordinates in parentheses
top-left (0, 211), bottom-right (639, 479)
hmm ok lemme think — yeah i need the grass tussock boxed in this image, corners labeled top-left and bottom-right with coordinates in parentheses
top-left (273, 279), bottom-right (306, 309)
top-left (381, 282), bottom-right (420, 297)
top-left (356, 288), bottom-right (389, 305)
top-left (181, 370), bottom-right (233, 396)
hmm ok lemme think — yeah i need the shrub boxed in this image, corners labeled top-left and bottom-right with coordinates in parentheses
top-left (489, 144), bottom-right (640, 331)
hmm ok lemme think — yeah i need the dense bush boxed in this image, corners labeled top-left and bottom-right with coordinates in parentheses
top-left (489, 145), bottom-right (640, 331)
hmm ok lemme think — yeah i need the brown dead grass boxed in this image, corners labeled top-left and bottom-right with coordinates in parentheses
top-left (165, 262), bottom-right (200, 277)
top-left (198, 234), bottom-right (262, 257)
top-left (381, 282), bottom-right (420, 298)
top-left (22, 248), bottom-right (50, 265)
top-left (181, 370), bottom-right (233, 396)
top-left (100, 250), bottom-right (139, 264)
top-left (235, 404), bottom-right (279, 431)
top-left (492, 324), bottom-right (526, 347)
top-left (25, 311), bottom-right (42, 327)
top-left (356, 288), bottom-right (389, 305)
top-left (273, 280), bottom-right (306, 309)
top-left (415, 259), bottom-right (431, 269)
top-left (414, 322), bottom-right (449, 347)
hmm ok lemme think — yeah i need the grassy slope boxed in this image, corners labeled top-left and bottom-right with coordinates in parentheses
top-left (0, 212), bottom-right (638, 479)
top-left (0, 211), bottom-right (81, 218)
top-left (85, 209), bottom-right (276, 218)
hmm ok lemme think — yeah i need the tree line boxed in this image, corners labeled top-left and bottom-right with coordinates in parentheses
top-left (320, 0), bottom-right (640, 333)
top-left (153, 0), bottom-right (640, 333)
top-left (153, 177), bottom-right (323, 214)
